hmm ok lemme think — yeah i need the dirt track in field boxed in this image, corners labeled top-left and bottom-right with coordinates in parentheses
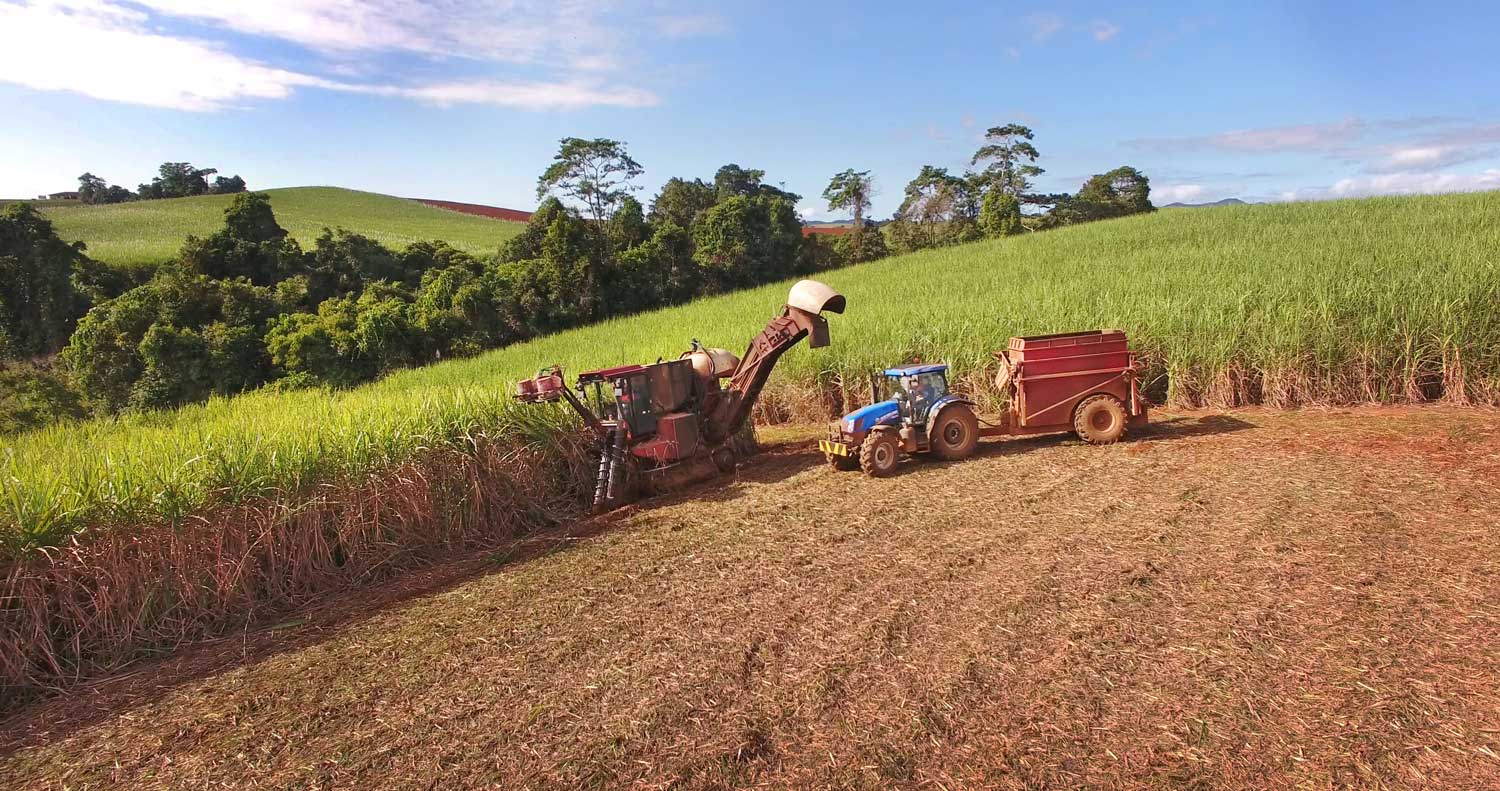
top-left (4, 408), bottom-right (1500, 790)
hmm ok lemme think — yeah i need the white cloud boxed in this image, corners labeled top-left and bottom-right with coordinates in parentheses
top-left (1155, 184), bottom-right (1206, 203)
top-left (1210, 118), bottom-right (1364, 153)
top-left (1129, 118), bottom-right (1365, 153)
top-left (1280, 169), bottom-right (1500, 201)
top-left (798, 202), bottom-right (830, 221)
top-left (127, 0), bottom-right (619, 67)
top-left (1024, 13), bottom-right (1065, 42)
top-left (0, 0), bottom-right (333, 111)
top-left (1366, 144), bottom-right (1490, 173)
top-left (1090, 20), bottom-right (1120, 41)
top-left (0, 0), bottom-right (664, 111)
top-left (372, 79), bottom-right (659, 110)
top-left (1004, 46), bottom-right (1021, 59)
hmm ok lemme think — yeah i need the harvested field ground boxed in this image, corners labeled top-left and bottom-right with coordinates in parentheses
top-left (4, 407), bottom-right (1500, 790)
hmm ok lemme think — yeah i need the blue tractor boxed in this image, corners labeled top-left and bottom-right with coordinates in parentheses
top-left (819, 363), bottom-right (980, 477)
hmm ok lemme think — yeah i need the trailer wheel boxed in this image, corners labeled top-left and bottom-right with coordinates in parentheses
top-left (930, 404), bottom-right (980, 460)
top-left (1074, 394), bottom-right (1127, 444)
top-left (860, 430), bottom-right (901, 477)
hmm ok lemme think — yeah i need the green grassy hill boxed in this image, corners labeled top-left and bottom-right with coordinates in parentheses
top-left (5, 191), bottom-right (1500, 549)
top-left (36, 187), bottom-right (524, 270)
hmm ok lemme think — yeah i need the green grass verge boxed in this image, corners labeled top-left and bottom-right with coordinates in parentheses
top-left (34, 187), bottom-right (524, 270)
top-left (4, 191), bottom-right (1499, 552)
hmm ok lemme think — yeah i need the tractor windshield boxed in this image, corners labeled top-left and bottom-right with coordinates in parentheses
top-left (904, 372), bottom-right (947, 422)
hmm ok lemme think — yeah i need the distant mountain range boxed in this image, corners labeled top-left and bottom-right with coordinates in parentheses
top-left (1161, 198), bottom-right (1249, 209)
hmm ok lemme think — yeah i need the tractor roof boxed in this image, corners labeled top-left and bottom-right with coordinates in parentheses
top-left (884, 363), bottom-right (948, 376)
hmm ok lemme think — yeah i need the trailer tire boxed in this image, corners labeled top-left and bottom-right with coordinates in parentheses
top-left (930, 404), bottom-right (980, 461)
top-left (860, 429), bottom-right (901, 477)
top-left (1074, 394), bottom-right (1127, 445)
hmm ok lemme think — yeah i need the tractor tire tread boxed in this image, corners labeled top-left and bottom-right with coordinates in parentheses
top-left (930, 403), bottom-right (980, 461)
top-left (860, 429), bottom-right (900, 477)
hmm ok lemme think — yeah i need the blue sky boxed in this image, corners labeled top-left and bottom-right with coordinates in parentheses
top-left (3, 0), bottom-right (1498, 218)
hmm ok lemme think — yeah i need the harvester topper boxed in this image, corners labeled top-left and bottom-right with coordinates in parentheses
top-left (516, 279), bottom-right (844, 512)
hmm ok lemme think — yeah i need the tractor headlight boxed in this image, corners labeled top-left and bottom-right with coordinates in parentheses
top-left (844, 418), bottom-right (856, 433)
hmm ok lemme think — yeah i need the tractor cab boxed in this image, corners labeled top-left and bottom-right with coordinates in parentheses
top-left (879, 363), bottom-right (952, 426)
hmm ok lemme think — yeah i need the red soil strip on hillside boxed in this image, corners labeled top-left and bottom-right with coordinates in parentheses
top-left (802, 225), bottom-right (850, 236)
top-left (413, 199), bottom-right (533, 223)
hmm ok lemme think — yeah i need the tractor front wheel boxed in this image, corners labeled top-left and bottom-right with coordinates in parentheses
top-left (930, 404), bottom-right (980, 461)
top-left (1074, 394), bottom-right (1127, 445)
top-left (860, 429), bottom-right (901, 477)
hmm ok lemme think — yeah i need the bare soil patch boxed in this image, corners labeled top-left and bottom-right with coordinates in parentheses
top-left (4, 408), bottom-right (1499, 790)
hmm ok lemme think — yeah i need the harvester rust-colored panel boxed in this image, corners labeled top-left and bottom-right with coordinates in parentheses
top-left (646, 359), bottom-right (695, 414)
top-left (657, 412), bottom-right (701, 457)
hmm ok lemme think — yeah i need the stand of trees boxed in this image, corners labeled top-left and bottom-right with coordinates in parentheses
top-left (4, 133), bottom-right (1156, 433)
top-left (2, 140), bottom-right (848, 432)
top-left (76, 162), bottom-right (248, 205)
top-left (874, 122), bottom-right (1154, 255)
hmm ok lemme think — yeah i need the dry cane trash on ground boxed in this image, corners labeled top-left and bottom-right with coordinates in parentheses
top-left (3, 406), bottom-right (1500, 790)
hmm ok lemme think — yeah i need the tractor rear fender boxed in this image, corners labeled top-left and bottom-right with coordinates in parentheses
top-left (925, 396), bottom-right (977, 434)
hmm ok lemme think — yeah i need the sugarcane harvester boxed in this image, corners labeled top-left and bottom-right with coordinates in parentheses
top-left (515, 280), bottom-right (845, 512)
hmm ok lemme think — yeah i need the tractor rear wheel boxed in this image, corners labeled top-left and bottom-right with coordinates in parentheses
top-left (930, 404), bottom-right (980, 461)
top-left (1073, 394), bottom-right (1127, 444)
top-left (860, 429), bottom-right (901, 477)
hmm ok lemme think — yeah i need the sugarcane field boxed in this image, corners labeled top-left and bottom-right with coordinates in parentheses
top-left (4, 3), bottom-right (1500, 789)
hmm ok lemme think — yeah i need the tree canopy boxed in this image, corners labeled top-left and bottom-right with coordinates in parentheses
top-left (971, 123), bottom-right (1044, 198)
top-left (823, 169), bottom-right (877, 260)
top-left (0, 203), bottom-right (90, 360)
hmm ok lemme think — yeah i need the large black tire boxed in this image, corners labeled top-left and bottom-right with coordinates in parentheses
top-left (1073, 394), bottom-right (1127, 445)
top-left (860, 429), bottom-right (901, 477)
top-left (929, 404), bottom-right (980, 461)
top-left (712, 445), bottom-right (737, 473)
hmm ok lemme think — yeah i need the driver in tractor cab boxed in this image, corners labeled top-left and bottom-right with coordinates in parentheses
top-left (914, 375), bottom-right (938, 417)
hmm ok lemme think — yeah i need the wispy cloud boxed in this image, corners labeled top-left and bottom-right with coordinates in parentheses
top-left (1281, 169), bottom-right (1500, 201)
top-left (1128, 115), bottom-right (1500, 202)
top-left (360, 79), bottom-right (660, 110)
top-left (127, 0), bottom-right (621, 67)
top-left (1154, 184), bottom-right (1206, 203)
top-left (1129, 118), bottom-right (1366, 154)
top-left (1023, 13), bottom-right (1065, 42)
top-left (1366, 145), bottom-right (1491, 173)
top-left (0, 0), bottom-right (330, 111)
top-left (1090, 20), bottom-right (1120, 41)
top-left (1131, 117), bottom-right (1500, 178)
top-left (0, 0), bottom-right (699, 111)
